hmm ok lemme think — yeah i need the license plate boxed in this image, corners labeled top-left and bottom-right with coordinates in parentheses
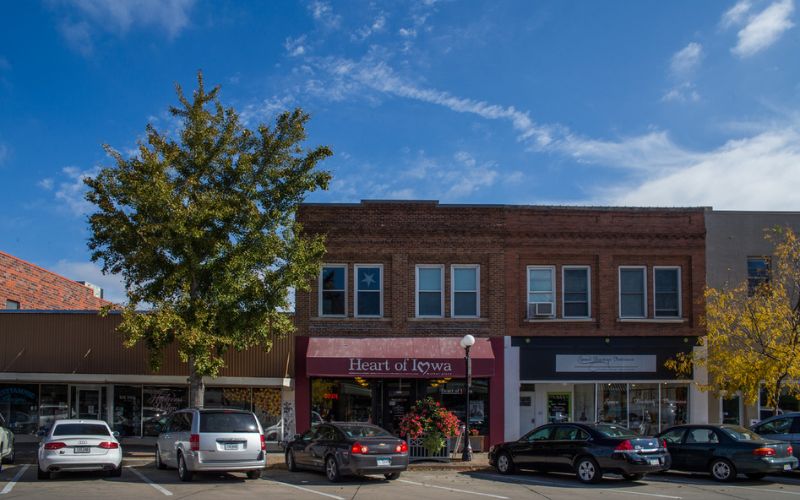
top-left (377, 458), bottom-right (391, 467)
top-left (648, 459), bottom-right (660, 466)
top-left (74, 447), bottom-right (90, 454)
top-left (785, 464), bottom-right (793, 471)
top-left (224, 443), bottom-right (239, 451)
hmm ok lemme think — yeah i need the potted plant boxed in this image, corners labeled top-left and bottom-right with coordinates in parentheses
top-left (399, 397), bottom-right (461, 456)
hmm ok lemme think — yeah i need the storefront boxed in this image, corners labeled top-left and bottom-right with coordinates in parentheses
top-left (295, 336), bottom-right (504, 446)
top-left (505, 336), bottom-right (699, 441)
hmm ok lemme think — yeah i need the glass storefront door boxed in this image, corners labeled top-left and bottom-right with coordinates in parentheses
top-left (76, 388), bottom-right (101, 419)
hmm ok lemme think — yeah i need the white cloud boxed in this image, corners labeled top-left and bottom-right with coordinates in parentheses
top-left (398, 27), bottom-right (417, 38)
top-left (59, 19), bottom-right (94, 56)
top-left (54, 166), bottom-right (98, 216)
top-left (721, 0), bottom-right (752, 28)
top-left (285, 35), bottom-right (307, 57)
top-left (38, 178), bottom-right (54, 190)
top-left (670, 42), bottom-right (703, 76)
top-left (662, 82), bottom-right (701, 103)
top-left (732, 0), bottom-right (795, 57)
top-left (52, 259), bottom-right (127, 304)
top-left (352, 15), bottom-right (387, 41)
top-left (308, 0), bottom-right (341, 29)
top-left (240, 95), bottom-right (296, 125)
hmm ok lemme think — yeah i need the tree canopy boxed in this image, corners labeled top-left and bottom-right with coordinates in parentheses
top-left (84, 72), bottom-right (332, 405)
top-left (667, 227), bottom-right (800, 413)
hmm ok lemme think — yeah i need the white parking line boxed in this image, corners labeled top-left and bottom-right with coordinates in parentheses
top-left (471, 472), bottom-right (682, 499)
top-left (0, 464), bottom-right (29, 495)
top-left (726, 486), bottom-right (800, 496)
top-left (126, 466), bottom-right (173, 496)
top-left (260, 479), bottom-right (345, 500)
top-left (398, 478), bottom-right (510, 499)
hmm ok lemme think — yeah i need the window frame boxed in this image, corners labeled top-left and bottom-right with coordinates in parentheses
top-left (415, 264), bottom-right (445, 318)
top-left (653, 266), bottom-right (682, 318)
top-left (561, 265), bottom-right (591, 319)
top-left (618, 266), bottom-right (647, 319)
top-left (354, 264), bottom-right (383, 318)
top-left (318, 264), bottom-right (348, 317)
top-left (450, 264), bottom-right (480, 318)
top-left (5, 299), bottom-right (20, 310)
top-left (747, 256), bottom-right (771, 295)
top-left (527, 265), bottom-right (556, 318)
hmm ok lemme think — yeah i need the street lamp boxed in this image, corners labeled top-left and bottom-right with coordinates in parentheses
top-left (460, 334), bottom-right (475, 462)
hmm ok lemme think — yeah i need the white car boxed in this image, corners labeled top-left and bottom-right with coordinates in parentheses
top-left (37, 419), bottom-right (122, 479)
top-left (0, 414), bottom-right (15, 469)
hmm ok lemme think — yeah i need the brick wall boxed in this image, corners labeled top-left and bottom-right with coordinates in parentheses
top-left (0, 251), bottom-right (110, 310)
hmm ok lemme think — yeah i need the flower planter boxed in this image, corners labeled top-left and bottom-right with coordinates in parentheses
top-left (455, 435), bottom-right (485, 453)
top-left (408, 435), bottom-right (454, 462)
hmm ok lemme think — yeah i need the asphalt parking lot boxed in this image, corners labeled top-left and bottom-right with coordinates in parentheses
top-left (6, 457), bottom-right (800, 499)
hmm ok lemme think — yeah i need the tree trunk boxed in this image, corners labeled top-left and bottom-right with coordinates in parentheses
top-left (188, 357), bottom-right (204, 408)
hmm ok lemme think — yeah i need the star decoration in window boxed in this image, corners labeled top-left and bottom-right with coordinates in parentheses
top-left (361, 272), bottom-right (376, 287)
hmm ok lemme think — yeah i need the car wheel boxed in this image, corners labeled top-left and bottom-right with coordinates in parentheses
top-left (710, 458), bottom-right (736, 482)
top-left (575, 456), bottom-right (602, 483)
top-left (247, 470), bottom-right (262, 479)
top-left (37, 464), bottom-right (50, 480)
top-left (178, 453), bottom-right (193, 482)
top-left (1, 444), bottom-right (13, 464)
top-left (384, 472), bottom-right (401, 480)
top-left (286, 450), bottom-right (298, 472)
top-left (622, 473), bottom-right (644, 481)
top-left (745, 472), bottom-right (766, 480)
top-left (109, 466), bottom-right (123, 477)
top-left (155, 447), bottom-right (167, 470)
top-left (496, 452), bottom-right (515, 475)
top-left (325, 455), bottom-right (341, 483)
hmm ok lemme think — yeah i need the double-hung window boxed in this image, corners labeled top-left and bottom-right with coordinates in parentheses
top-left (654, 267), bottom-right (681, 318)
top-left (527, 266), bottom-right (555, 318)
top-left (619, 266), bottom-right (646, 318)
top-left (355, 264), bottom-right (382, 317)
top-left (319, 264), bottom-right (346, 316)
top-left (451, 265), bottom-right (479, 318)
top-left (747, 257), bottom-right (771, 295)
top-left (416, 265), bottom-right (444, 317)
top-left (562, 266), bottom-right (590, 318)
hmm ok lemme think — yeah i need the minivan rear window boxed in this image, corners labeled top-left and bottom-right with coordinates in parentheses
top-left (52, 424), bottom-right (110, 436)
top-left (199, 412), bottom-right (259, 433)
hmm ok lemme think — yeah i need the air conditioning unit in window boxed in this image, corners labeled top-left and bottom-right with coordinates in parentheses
top-left (528, 302), bottom-right (554, 319)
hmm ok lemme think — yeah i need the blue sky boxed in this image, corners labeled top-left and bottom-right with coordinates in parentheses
top-left (1, 0), bottom-right (799, 302)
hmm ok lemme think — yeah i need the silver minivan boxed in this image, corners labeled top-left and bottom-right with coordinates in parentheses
top-left (155, 408), bottom-right (266, 481)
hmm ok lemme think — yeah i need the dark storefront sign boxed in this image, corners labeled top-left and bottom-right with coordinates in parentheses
top-left (513, 336), bottom-right (695, 380)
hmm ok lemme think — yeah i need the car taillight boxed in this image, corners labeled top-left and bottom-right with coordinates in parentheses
top-left (98, 442), bottom-right (119, 449)
top-left (661, 440), bottom-right (668, 449)
top-left (190, 434), bottom-right (200, 451)
top-left (614, 440), bottom-right (634, 452)
top-left (44, 442), bottom-right (66, 450)
top-left (260, 434), bottom-right (266, 451)
top-left (351, 442), bottom-right (368, 454)
top-left (789, 445), bottom-right (794, 456)
top-left (753, 447), bottom-right (776, 456)
top-left (396, 441), bottom-right (408, 453)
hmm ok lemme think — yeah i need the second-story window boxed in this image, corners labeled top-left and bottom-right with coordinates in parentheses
top-left (5, 299), bottom-right (20, 310)
top-left (416, 265), bottom-right (444, 317)
top-left (452, 265), bottom-right (479, 318)
top-left (527, 266), bottom-right (555, 318)
top-left (654, 267), bottom-right (681, 318)
top-left (355, 264), bottom-right (382, 317)
top-left (747, 257), bottom-right (771, 295)
top-left (320, 265), bottom-right (346, 316)
top-left (619, 266), bottom-right (646, 318)
top-left (563, 266), bottom-right (590, 318)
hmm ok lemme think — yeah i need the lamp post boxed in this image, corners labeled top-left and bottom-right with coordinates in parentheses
top-left (460, 334), bottom-right (475, 462)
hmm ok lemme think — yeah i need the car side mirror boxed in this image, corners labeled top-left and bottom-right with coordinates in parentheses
top-left (37, 429), bottom-right (46, 437)
top-left (113, 431), bottom-right (120, 438)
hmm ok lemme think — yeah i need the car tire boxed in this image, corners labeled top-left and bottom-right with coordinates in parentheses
top-left (745, 472), bottom-right (766, 480)
top-left (1, 443), bottom-right (13, 464)
top-left (622, 473), bottom-right (645, 481)
top-left (178, 453), bottom-right (193, 482)
top-left (37, 464), bottom-right (50, 480)
top-left (325, 455), bottom-right (341, 483)
top-left (247, 470), bottom-right (262, 479)
top-left (710, 458), bottom-right (736, 482)
top-left (109, 466), bottom-right (123, 477)
top-left (384, 472), bottom-right (401, 480)
top-left (575, 456), bottom-right (602, 483)
top-left (286, 450), bottom-right (298, 472)
top-left (155, 447), bottom-right (166, 470)
top-left (496, 451), bottom-right (516, 475)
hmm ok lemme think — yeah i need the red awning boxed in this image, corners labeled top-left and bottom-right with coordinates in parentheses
top-left (306, 337), bottom-right (495, 378)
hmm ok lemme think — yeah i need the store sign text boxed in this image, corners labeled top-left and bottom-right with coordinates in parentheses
top-left (348, 358), bottom-right (454, 376)
top-left (555, 354), bottom-right (657, 373)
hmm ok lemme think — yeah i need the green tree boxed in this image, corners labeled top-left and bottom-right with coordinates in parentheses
top-left (667, 227), bottom-right (800, 415)
top-left (85, 73), bottom-right (332, 407)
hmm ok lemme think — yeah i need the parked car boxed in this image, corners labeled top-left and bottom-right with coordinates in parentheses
top-left (488, 422), bottom-right (670, 483)
top-left (0, 413), bottom-right (15, 469)
top-left (751, 412), bottom-right (800, 460)
top-left (656, 424), bottom-right (798, 481)
top-left (267, 411), bottom-right (323, 442)
top-left (155, 408), bottom-right (266, 481)
top-left (37, 419), bottom-right (122, 479)
top-left (284, 422), bottom-right (409, 482)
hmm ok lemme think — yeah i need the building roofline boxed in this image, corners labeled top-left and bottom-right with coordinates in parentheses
top-left (708, 210), bottom-right (800, 215)
top-left (301, 200), bottom-right (710, 212)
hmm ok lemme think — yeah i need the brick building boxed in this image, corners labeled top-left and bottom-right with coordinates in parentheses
top-left (0, 250), bottom-right (109, 310)
top-left (294, 201), bottom-right (708, 448)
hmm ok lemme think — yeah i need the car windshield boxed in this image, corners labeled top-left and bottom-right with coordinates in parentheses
top-left (338, 424), bottom-right (392, 438)
top-left (592, 424), bottom-right (635, 438)
top-left (52, 423), bottom-right (110, 436)
top-left (720, 426), bottom-right (762, 441)
top-left (200, 412), bottom-right (259, 433)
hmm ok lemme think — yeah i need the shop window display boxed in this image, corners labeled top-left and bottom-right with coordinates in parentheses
top-left (39, 384), bottom-right (69, 434)
top-left (660, 384), bottom-right (688, 430)
top-left (573, 384), bottom-right (595, 423)
top-left (113, 385), bottom-right (142, 437)
top-left (599, 383), bottom-right (628, 427)
top-left (629, 383), bottom-right (659, 435)
top-left (312, 379), bottom-right (373, 425)
top-left (0, 384), bottom-right (39, 435)
top-left (142, 386), bottom-right (188, 436)
top-left (252, 388), bottom-right (283, 440)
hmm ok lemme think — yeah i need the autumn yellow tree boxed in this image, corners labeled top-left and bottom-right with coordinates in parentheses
top-left (668, 227), bottom-right (800, 415)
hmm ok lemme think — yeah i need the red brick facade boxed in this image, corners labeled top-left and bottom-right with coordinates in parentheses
top-left (0, 251), bottom-right (110, 310)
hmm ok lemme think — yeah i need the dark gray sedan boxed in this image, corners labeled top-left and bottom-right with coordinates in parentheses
top-left (284, 422), bottom-right (408, 482)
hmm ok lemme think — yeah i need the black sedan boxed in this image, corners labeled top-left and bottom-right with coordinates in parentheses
top-left (656, 424), bottom-right (798, 481)
top-left (489, 423), bottom-right (670, 483)
top-left (284, 422), bottom-right (408, 482)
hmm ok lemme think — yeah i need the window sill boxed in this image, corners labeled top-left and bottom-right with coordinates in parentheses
top-left (311, 317), bottom-right (392, 321)
top-left (408, 317), bottom-right (488, 322)
top-left (524, 318), bottom-right (596, 323)
top-left (616, 318), bottom-right (687, 324)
